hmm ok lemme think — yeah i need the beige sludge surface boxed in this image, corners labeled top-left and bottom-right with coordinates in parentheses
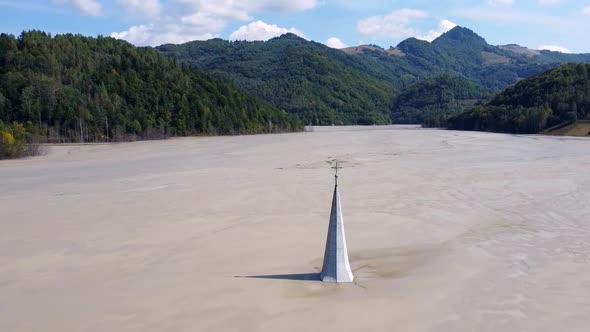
top-left (1, 126), bottom-right (590, 332)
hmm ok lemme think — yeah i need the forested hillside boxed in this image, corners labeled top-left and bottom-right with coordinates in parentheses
top-left (447, 64), bottom-right (590, 134)
top-left (390, 74), bottom-right (492, 125)
top-left (157, 26), bottom-right (590, 126)
top-left (0, 31), bottom-right (300, 145)
top-left (158, 34), bottom-right (397, 125)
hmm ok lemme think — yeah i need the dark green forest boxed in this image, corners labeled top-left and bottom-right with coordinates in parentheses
top-left (0, 31), bottom-right (301, 145)
top-left (390, 74), bottom-right (492, 125)
top-left (158, 34), bottom-right (397, 125)
top-left (447, 64), bottom-right (590, 133)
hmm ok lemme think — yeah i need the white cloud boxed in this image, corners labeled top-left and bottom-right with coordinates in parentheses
top-left (180, 12), bottom-right (226, 30)
top-left (111, 0), bottom-right (316, 45)
top-left (357, 8), bottom-right (427, 39)
top-left (116, 0), bottom-right (161, 17)
top-left (175, 0), bottom-right (251, 21)
top-left (111, 25), bottom-right (153, 44)
top-left (583, 6), bottom-right (590, 16)
top-left (229, 20), bottom-right (305, 41)
top-left (55, 0), bottom-right (101, 16)
top-left (538, 0), bottom-right (560, 5)
top-left (326, 37), bottom-right (348, 48)
top-left (110, 24), bottom-right (217, 46)
top-left (417, 19), bottom-right (457, 42)
top-left (488, 0), bottom-right (513, 5)
top-left (539, 44), bottom-right (571, 53)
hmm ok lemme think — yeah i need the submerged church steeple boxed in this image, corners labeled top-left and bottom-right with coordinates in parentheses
top-left (320, 161), bottom-right (354, 283)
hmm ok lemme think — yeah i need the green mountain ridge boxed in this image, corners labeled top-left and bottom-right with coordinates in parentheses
top-left (447, 63), bottom-right (590, 134)
top-left (368, 27), bottom-right (584, 90)
top-left (157, 26), bottom-right (590, 125)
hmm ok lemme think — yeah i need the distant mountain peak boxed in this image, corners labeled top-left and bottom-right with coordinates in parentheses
top-left (432, 26), bottom-right (487, 45)
top-left (395, 37), bottom-right (433, 55)
top-left (271, 33), bottom-right (306, 41)
top-left (400, 37), bottom-right (429, 44)
top-left (396, 37), bottom-right (431, 48)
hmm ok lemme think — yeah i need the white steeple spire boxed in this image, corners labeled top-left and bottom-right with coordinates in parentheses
top-left (320, 161), bottom-right (354, 283)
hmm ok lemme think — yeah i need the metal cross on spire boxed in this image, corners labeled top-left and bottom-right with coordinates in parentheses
top-left (332, 160), bottom-right (342, 185)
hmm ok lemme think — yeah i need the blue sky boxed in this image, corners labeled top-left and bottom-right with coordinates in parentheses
top-left (1, 0), bottom-right (590, 53)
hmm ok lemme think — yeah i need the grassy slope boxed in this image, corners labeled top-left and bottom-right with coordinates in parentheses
top-left (542, 120), bottom-right (590, 136)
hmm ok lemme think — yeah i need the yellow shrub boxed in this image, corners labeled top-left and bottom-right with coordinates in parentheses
top-left (1, 131), bottom-right (14, 145)
top-left (0, 124), bottom-right (34, 159)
